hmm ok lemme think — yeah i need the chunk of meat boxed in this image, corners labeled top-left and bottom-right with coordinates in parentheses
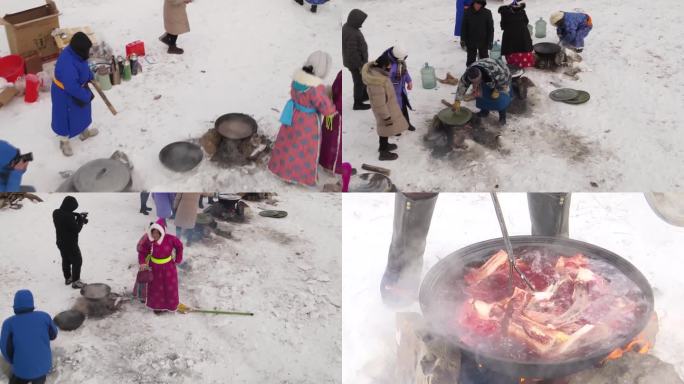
top-left (464, 250), bottom-right (509, 285)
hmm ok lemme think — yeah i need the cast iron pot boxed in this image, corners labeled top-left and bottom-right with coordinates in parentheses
top-left (419, 236), bottom-right (654, 379)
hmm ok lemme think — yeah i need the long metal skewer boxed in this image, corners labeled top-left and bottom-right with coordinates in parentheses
top-left (490, 193), bottom-right (535, 291)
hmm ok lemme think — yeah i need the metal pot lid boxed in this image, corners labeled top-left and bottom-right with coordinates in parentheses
top-left (562, 90), bottom-right (591, 104)
top-left (549, 88), bottom-right (579, 101)
top-left (80, 283), bottom-right (111, 300)
top-left (73, 159), bottom-right (131, 192)
top-left (437, 106), bottom-right (472, 126)
top-left (217, 193), bottom-right (242, 201)
top-left (215, 113), bottom-right (258, 140)
top-left (54, 310), bottom-right (86, 331)
top-left (348, 173), bottom-right (395, 192)
top-left (644, 192), bottom-right (684, 227)
top-left (534, 42), bottom-right (561, 55)
top-left (159, 142), bottom-right (203, 173)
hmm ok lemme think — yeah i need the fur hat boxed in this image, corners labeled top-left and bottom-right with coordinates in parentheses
top-left (391, 46), bottom-right (408, 61)
top-left (304, 50), bottom-right (332, 79)
top-left (550, 11), bottom-right (565, 26)
top-left (473, 0), bottom-right (487, 6)
top-left (148, 218), bottom-right (166, 244)
top-left (466, 67), bottom-right (482, 83)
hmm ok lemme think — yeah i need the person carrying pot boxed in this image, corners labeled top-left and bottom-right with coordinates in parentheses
top-left (461, 0), bottom-right (494, 66)
top-left (361, 53), bottom-right (409, 161)
top-left (137, 219), bottom-right (184, 314)
top-left (0, 140), bottom-right (34, 192)
top-left (550, 11), bottom-right (593, 53)
top-left (1, 290), bottom-right (58, 384)
top-left (51, 32), bottom-right (98, 157)
top-left (380, 193), bottom-right (572, 307)
top-left (453, 58), bottom-right (512, 125)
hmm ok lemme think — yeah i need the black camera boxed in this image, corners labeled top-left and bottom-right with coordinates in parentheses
top-left (9, 152), bottom-right (33, 167)
top-left (75, 212), bottom-right (89, 225)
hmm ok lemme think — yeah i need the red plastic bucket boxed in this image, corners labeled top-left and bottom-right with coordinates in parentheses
top-left (0, 55), bottom-right (25, 83)
top-left (24, 74), bottom-right (40, 103)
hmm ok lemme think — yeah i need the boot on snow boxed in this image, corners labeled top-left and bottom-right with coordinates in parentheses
top-left (379, 143), bottom-right (398, 152)
top-left (71, 280), bottom-right (85, 289)
top-left (168, 46), bottom-right (185, 55)
top-left (294, 0), bottom-right (304, 4)
top-left (499, 110), bottom-right (507, 126)
top-left (379, 150), bottom-right (398, 161)
top-left (159, 34), bottom-right (174, 47)
top-left (310, 5), bottom-right (317, 12)
top-left (381, 193), bottom-right (438, 307)
top-left (79, 127), bottom-right (99, 141)
top-left (60, 140), bottom-right (73, 157)
top-left (65, 277), bottom-right (72, 286)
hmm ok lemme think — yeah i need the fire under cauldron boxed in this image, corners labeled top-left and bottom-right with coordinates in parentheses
top-left (419, 236), bottom-right (655, 380)
top-left (199, 113), bottom-right (272, 167)
top-left (203, 194), bottom-right (248, 223)
top-left (534, 43), bottom-right (564, 70)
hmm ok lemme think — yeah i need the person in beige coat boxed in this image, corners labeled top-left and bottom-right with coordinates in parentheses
top-left (160, 0), bottom-right (192, 55)
top-left (174, 193), bottom-right (201, 245)
top-left (361, 53), bottom-right (409, 161)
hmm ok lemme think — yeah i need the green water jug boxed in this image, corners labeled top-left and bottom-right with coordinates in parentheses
top-left (490, 40), bottom-right (502, 60)
top-left (421, 62), bottom-right (436, 89)
top-left (535, 17), bottom-right (547, 38)
top-left (96, 67), bottom-right (112, 91)
top-left (123, 60), bottom-right (132, 81)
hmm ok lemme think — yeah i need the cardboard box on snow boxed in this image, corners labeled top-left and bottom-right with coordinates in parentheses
top-left (0, 87), bottom-right (19, 109)
top-left (1, 0), bottom-right (61, 62)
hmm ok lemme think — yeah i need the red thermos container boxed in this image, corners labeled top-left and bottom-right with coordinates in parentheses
top-left (24, 74), bottom-right (39, 103)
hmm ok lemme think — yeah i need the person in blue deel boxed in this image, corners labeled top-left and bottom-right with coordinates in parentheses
top-left (454, 0), bottom-right (475, 49)
top-left (0, 290), bottom-right (58, 384)
top-left (51, 31), bottom-right (98, 157)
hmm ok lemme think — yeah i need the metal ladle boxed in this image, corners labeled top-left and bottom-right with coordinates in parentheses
top-left (490, 193), bottom-right (536, 291)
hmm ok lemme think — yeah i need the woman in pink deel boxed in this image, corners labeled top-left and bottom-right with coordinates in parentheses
top-left (137, 218), bottom-right (184, 313)
top-left (319, 70), bottom-right (343, 174)
top-left (269, 51), bottom-right (337, 187)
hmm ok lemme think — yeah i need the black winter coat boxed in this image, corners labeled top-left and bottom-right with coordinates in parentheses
top-left (461, 6), bottom-right (494, 49)
top-left (342, 9), bottom-right (369, 70)
top-left (498, 4), bottom-right (533, 55)
top-left (53, 196), bottom-right (83, 248)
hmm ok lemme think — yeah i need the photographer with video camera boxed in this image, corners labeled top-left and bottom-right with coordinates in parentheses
top-left (52, 196), bottom-right (88, 289)
top-left (0, 140), bottom-right (35, 192)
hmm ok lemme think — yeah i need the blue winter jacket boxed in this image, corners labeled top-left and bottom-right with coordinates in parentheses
top-left (454, 0), bottom-right (475, 37)
top-left (305, 0), bottom-right (328, 4)
top-left (0, 290), bottom-right (58, 380)
top-left (0, 140), bottom-right (24, 192)
top-left (557, 12), bottom-right (591, 47)
top-left (51, 46), bottom-right (94, 138)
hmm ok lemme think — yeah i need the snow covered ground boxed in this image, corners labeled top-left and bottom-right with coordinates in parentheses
top-left (342, 193), bottom-right (684, 383)
top-left (342, 0), bottom-right (684, 191)
top-left (0, 192), bottom-right (341, 383)
top-left (0, 0), bottom-right (341, 192)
